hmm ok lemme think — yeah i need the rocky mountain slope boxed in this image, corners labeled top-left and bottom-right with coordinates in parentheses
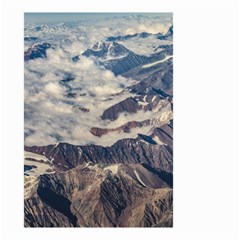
top-left (24, 42), bottom-right (53, 61)
top-left (25, 163), bottom-right (172, 227)
top-left (25, 128), bottom-right (173, 173)
top-left (80, 41), bottom-right (172, 76)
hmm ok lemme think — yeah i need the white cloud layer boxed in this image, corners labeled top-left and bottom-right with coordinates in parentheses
top-left (24, 14), bottom-right (173, 146)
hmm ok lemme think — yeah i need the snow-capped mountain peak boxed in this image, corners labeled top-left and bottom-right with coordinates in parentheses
top-left (83, 41), bottom-right (129, 59)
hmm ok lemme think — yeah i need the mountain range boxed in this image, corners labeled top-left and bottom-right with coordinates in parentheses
top-left (24, 21), bottom-right (173, 227)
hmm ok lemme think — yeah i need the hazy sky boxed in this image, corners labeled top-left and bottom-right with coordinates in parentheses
top-left (24, 13), bottom-right (172, 24)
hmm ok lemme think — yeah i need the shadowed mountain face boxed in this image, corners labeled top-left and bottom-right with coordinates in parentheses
top-left (24, 19), bottom-right (173, 228)
top-left (24, 42), bottom-right (52, 61)
top-left (80, 41), bottom-right (172, 76)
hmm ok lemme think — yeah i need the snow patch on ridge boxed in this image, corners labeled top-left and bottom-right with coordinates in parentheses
top-left (105, 165), bottom-right (119, 174)
top-left (152, 96), bottom-right (157, 102)
top-left (153, 136), bottom-right (167, 145)
top-left (142, 55), bottom-right (173, 68)
top-left (134, 170), bottom-right (148, 187)
top-left (24, 159), bottom-right (54, 177)
top-left (24, 151), bottom-right (50, 162)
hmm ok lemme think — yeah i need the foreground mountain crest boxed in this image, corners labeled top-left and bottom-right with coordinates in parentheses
top-left (25, 163), bottom-right (173, 227)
